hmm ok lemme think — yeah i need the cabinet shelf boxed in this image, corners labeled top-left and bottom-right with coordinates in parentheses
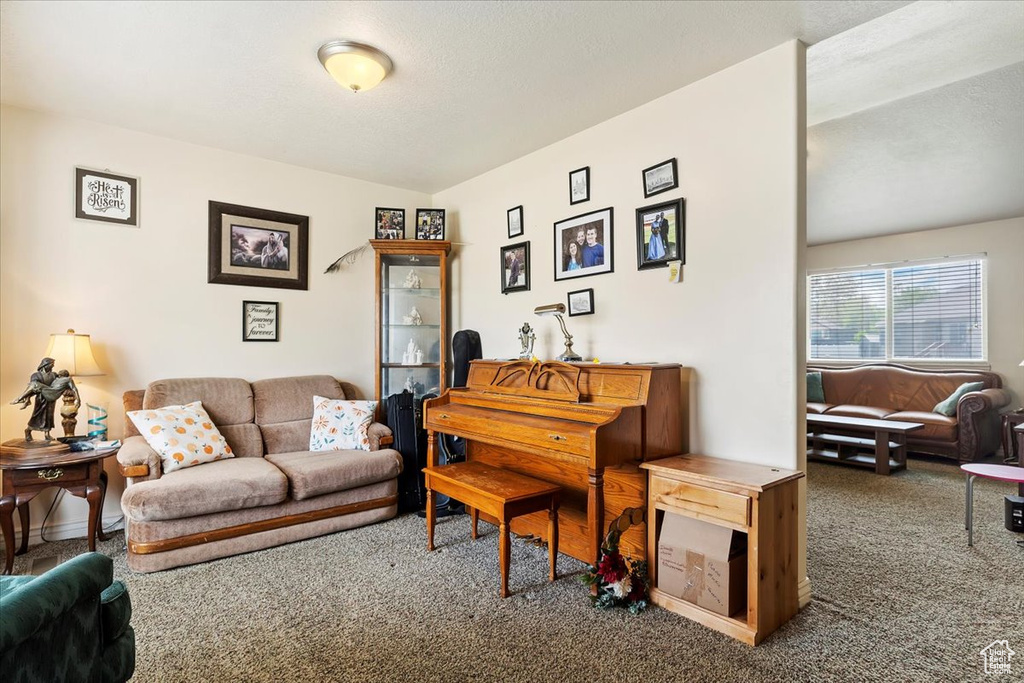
top-left (382, 363), bottom-right (441, 369)
top-left (386, 324), bottom-right (441, 329)
top-left (384, 287), bottom-right (441, 295)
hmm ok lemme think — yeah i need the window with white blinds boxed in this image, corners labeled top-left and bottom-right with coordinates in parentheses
top-left (808, 258), bottom-right (985, 362)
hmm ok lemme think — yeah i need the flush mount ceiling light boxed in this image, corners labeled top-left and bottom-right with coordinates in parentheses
top-left (317, 40), bottom-right (393, 93)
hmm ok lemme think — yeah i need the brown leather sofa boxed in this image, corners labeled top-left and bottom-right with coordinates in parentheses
top-left (808, 364), bottom-right (1011, 463)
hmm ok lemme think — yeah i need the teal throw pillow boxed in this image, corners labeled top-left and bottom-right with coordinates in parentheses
top-left (933, 381), bottom-right (985, 416)
top-left (807, 371), bottom-right (825, 403)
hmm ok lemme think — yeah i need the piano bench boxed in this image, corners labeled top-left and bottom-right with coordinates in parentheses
top-left (422, 461), bottom-right (561, 598)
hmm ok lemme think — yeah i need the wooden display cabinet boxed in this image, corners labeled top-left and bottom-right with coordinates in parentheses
top-left (371, 240), bottom-right (452, 401)
top-left (640, 454), bottom-right (804, 645)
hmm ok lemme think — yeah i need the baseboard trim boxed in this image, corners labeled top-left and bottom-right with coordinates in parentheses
top-left (798, 576), bottom-right (812, 609)
top-left (23, 515), bottom-right (125, 549)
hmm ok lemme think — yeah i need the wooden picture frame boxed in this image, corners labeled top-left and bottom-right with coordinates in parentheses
top-left (642, 158), bottom-right (678, 198)
top-left (507, 205), bottom-right (524, 238)
top-left (415, 209), bottom-right (446, 240)
top-left (242, 301), bottom-right (279, 342)
top-left (636, 198), bottom-right (684, 270)
top-left (75, 167), bottom-right (139, 227)
top-left (208, 201), bottom-right (309, 290)
top-left (569, 166), bottom-right (590, 205)
top-left (553, 207), bottom-right (614, 281)
top-left (500, 241), bottom-right (530, 294)
top-left (567, 288), bottom-right (594, 317)
top-left (375, 207), bottom-right (405, 239)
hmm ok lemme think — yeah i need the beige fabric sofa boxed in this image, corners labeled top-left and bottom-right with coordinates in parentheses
top-left (118, 375), bottom-right (401, 573)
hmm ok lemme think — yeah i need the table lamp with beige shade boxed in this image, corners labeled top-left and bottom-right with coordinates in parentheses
top-left (44, 329), bottom-right (105, 438)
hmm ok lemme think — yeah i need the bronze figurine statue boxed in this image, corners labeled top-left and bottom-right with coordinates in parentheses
top-left (9, 357), bottom-right (80, 442)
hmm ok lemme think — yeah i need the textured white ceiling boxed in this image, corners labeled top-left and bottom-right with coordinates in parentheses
top-left (0, 0), bottom-right (910, 194)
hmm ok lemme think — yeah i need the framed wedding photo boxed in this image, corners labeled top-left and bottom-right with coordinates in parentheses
top-left (642, 158), bottom-right (678, 198)
top-left (75, 167), bottom-right (139, 227)
top-left (415, 208), bottom-right (446, 240)
top-left (242, 300), bottom-right (279, 342)
top-left (567, 288), bottom-right (594, 317)
top-left (636, 198), bottom-right (684, 270)
top-left (500, 241), bottom-right (530, 294)
top-left (209, 201), bottom-right (309, 290)
top-left (553, 207), bottom-right (614, 281)
top-left (375, 207), bottom-right (405, 239)
top-left (507, 205), bottom-right (523, 238)
top-left (569, 166), bottom-right (590, 205)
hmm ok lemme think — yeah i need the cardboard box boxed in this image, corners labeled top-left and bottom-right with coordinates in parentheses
top-left (658, 513), bottom-right (747, 617)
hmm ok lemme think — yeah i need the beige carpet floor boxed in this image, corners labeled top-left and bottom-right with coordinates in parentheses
top-left (9, 458), bottom-right (1022, 682)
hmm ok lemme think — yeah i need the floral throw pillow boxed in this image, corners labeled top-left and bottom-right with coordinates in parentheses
top-left (309, 397), bottom-right (378, 452)
top-left (127, 401), bottom-right (234, 474)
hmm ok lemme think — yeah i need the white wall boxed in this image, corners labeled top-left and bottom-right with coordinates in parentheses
top-left (807, 217), bottom-right (1024, 405)
top-left (0, 105), bottom-right (430, 537)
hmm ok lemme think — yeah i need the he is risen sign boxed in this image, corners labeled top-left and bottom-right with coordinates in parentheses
top-left (75, 167), bottom-right (139, 226)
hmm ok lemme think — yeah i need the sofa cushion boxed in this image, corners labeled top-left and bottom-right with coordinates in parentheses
top-left (127, 402), bottom-right (234, 474)
top-left (144, 378), bottom-right (254, 427)
top-left (218, 423), bottom-right (264, 458)
top-left (807, 402), bottom-right (833, 415)
top-left (262, 420), bottom-right (312, 456)
top-left (824, 404), bottom-right (896, 420)
top-left (252, 376), bottom-right (348, 426)
top-left (933, 381), bottom-right (985, 417)
top-left (814, 365), bottom-right (1000, 413)
top-left (121, 458), bottom-right (288, 522)
top-left (265, 448), bottom-right (402, 501)
top-left (806, 372), bottom-right (825, 403)
top-left (885, 411), bottom-right (958, 441)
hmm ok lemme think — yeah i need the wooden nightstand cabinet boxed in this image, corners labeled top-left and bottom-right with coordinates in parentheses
top-left (641, 454), bottom-right (804, 645)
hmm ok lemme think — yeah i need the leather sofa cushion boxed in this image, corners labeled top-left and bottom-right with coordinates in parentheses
top-left (143, 378), bottom-right (254, 427)
top-left (817, 365), bottom-right (1000, 413)
top-left (266, 449), bottom-right (403, 501)
top-left (824, 405), bottom-right (896, 420)
top-left (121, 458), bottom-right (287, 522)
top-left (252, 376), bottom-right (348, 426)
top-left (807, 402), bottom-right (833, 415)
top-left (885, 411), bottom-right (957, 441)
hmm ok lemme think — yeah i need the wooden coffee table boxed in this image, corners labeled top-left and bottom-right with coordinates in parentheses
top-left (0, 446), bottom-right (118, 575)
top-left (807, 413), bottom-right (924, 475)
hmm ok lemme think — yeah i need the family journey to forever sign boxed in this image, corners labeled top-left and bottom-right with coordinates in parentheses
top-left (243, 301), bottom-right (278, 341)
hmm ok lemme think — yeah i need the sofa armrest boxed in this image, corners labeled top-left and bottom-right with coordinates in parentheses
top-left (956, 388), bottom-right (1011, 462)
top-left (117, 436), bottom-right (162, 482)
top-left (367, 422), bottom-right (393, 451)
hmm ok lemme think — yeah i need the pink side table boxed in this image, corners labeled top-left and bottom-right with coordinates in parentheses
top-left (961, 463), bottom-right (1024, 547)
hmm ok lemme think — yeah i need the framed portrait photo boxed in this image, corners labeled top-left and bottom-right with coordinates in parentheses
top-left (415, 208), bottom-right (446, 240)
top-left (642, 158), bottom-right (678, 198)
top-left (242, 301), bottom-right (279, 342)
top-left (567, 288), bottom-right (594, 317)
top-left (636, 198), bottom-right (684, 270)
top-left (75, 167), bottom-right (139, 227)
top-left (569, 166), bottom-right (590, 205)
top-left (208, 201), bottom-right (309, 290)
top-left (375, 207), bottom-right (405, 239)
top-left (500, 241), bottom-right (530, 294)
top-left (507, 205), bottom-right (523, 239)
top-left (553, 206), bottom-right (614, 282)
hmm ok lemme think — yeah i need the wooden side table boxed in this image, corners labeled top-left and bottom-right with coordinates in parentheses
top-left (0, 447), bottom-right (118, 575)
top-left (1001, 411), bottom-right (1024, 464)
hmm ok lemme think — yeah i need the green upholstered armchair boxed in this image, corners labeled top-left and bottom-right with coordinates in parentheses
top-left (0, 552), bottom-right (135, 682)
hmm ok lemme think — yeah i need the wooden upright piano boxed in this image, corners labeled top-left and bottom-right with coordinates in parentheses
top-left (423, 359), bottom-right (687, 564)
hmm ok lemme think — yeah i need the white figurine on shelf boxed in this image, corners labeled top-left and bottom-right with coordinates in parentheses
top-left (402, 339), bottom-right (420, 365)
top-left (402, 306), bottom-right (423, 326)
top-left (415, 349), bottom-right (423, 365)
top-left (404, 269), bottom-right (422, 289)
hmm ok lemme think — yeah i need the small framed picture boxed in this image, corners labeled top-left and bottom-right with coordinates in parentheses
top-left (553, 207), bottom-right (614, 281)
top-left (642, 158), bottom-right (678, 198)
top-left (415, 209), bottom-right (446, 240)
top-left (209, 201), bottom-right (309, 290)
top-left (75, 167), bottom-right (139, 227)
top-left (507, 205), bottom-right (523, 238)
top-left (500, 241), bottom-right (530, 294)
top-left (567, 288), bottom-right (594, 317)
top-left (636, 198), bottom-right (684, 270)
top-left (243, 301), bottom-right (279, 342)
top-left (375, 207), bottom-right (405, 239)
top-left (569, 166), bottom-right (590, 205)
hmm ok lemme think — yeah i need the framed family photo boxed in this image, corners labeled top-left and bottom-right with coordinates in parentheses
top-left (75, 167), bottom-right (139, 227)
top-left (507, 205), bottom-right (523, 238)
top-left (500, 241), bottom-right (530, 294)
top-left (567, 288), bottom-right (594, 317)
top-left (375, 207), bottom-right (405, 239)
top-left (642, 158), bottom-right (678, 198)
top-left (415, 209), bottom-right (446, 240)
top-left (208, 201), bottom-right (309, 290)
top-left (242, 301), bottom-right (279, 342)
top-left (569, 166), bottom-right (590, 205)
top-left (553, 207), bottom-right (613, 281)
top-left (635, 198), bottom-right (684, 270)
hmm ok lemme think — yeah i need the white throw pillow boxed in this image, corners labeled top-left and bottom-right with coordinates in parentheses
top-left (309, 397), bottom-right (378, 452)
top-left (127, 401), bottom-right (234, 474)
